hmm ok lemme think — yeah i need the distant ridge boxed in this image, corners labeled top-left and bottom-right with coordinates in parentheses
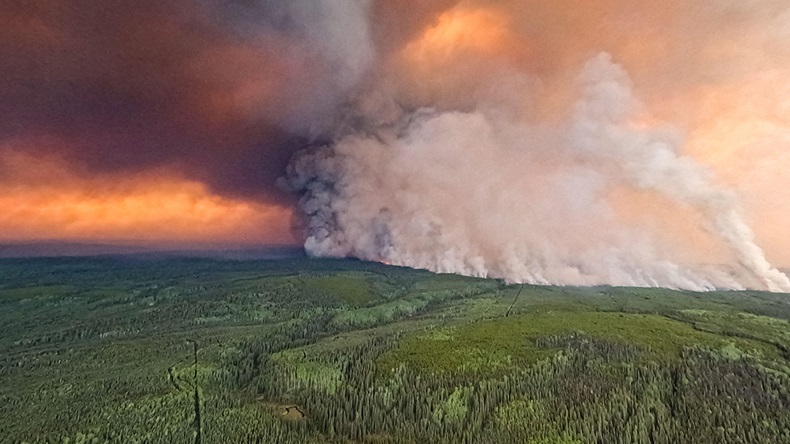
top-left (0, 241), bottom-right (304, 260)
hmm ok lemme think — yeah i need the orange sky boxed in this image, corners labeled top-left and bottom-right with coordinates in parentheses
top-left (0, 147), bottom-right (295, 246)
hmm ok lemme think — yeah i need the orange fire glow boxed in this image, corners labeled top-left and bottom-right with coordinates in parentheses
top-left (0, 150), bottom-right (295, 246)
top-left (405, 8), bottom-right (513, 59)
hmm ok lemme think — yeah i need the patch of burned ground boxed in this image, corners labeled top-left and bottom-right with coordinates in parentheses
top-left (259, 399), bottom-right (306, 421)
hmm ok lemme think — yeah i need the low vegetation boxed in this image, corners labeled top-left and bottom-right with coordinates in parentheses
top-left (1, 256), bottom-right (789, 443)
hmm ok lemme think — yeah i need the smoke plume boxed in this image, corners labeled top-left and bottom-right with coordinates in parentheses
top-left (285, 2), bottom-right (790, 292)
top-left (2, 1), bottom-right (789, 290)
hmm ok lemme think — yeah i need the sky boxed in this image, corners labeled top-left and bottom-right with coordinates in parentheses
top-left (1, 1), bottom-right (789, 288)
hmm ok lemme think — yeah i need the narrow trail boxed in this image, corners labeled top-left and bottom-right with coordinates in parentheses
top-left (191, 340), bottom-right (202, 444)
top-left (506, 284), bottom-right (524, 317)
top-left (167, 353), bottom-right (195, 392)
top-left (167, 367), bottom-right (181, 391)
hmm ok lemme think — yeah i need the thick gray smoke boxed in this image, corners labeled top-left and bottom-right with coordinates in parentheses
top-left (276, 1), bottom-right (790, 291)
top-left (286, 51), bottom-right (790, 292)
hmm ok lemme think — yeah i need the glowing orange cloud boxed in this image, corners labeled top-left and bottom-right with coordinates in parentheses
top-left (0, 149), bottom-right (295, 246)
top-left (393, 6), bottom-right (524, 112)
top-left (405, 8), bottom-right (513, 59)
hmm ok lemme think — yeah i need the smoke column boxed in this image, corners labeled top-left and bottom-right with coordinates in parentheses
top-left (285, 3), bottom-right (790, 292)
top-left (287, 53), bottom-right (789, 291)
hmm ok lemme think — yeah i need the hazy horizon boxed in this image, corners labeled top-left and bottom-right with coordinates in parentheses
top-left (0, 239), bottom-right (305, 259)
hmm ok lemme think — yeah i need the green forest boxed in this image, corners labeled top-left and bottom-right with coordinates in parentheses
top-left (1, 256), bottom-right (789, 443)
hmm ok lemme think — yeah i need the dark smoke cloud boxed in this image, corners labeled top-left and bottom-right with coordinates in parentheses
top-left (0, 0), bottom-right (359, 204)
top-left (0, 0), bottom-right (457, 202)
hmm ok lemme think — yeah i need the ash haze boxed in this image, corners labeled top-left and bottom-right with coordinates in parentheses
top-left (2, 1), bottom-right (789, 291)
